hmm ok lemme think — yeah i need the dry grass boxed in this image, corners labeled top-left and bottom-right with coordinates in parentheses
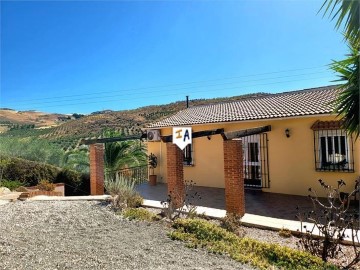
top-left (0, 109), bottom-right (65, 128)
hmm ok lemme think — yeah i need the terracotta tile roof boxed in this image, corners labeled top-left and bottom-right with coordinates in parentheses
top-left (148, 85), bottom-right (340, 128)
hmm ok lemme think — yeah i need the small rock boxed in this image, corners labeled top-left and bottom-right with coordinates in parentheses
top-left (0, 187), bottom-right (11, 195)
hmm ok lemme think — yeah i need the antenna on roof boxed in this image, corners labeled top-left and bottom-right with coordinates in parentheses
top-left (186, 95), bottom-right (189, 108)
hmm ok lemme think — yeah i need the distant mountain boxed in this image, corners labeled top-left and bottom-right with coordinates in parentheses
top-left (0, 92), bottom-right (270, 150)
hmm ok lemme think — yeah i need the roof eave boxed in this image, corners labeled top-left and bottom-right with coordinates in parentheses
top-left (146, 112), bottom-right (336, 130)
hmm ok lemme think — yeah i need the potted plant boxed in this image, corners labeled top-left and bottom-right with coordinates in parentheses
top-left (148, 153), bottom-right (158, 186)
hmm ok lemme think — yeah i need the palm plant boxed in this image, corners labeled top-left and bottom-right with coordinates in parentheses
top-left (331, 36), bottom-right (359, 138)
top-left (320, 0), bottom-right (359, 41)
top-left (63, 146), bottom-right (90, 174)
top-left (103, 129), bottom-right (147, 178)
top-left (105, 140), bottom-right (146, 172)
top-left (320, 0), bottom-right (359, 138)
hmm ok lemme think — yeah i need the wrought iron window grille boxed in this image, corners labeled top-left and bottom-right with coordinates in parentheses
top-left (313, 129), bottom-right (354, 172)
top-left (183, 144), bottom-right (193, 166)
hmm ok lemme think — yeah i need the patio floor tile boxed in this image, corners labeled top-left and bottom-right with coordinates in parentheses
top-left (136, 183), bottom-right (315, 221)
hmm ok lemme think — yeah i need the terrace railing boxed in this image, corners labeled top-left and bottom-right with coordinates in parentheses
top-left (106, 165), bottom-right (148, 184)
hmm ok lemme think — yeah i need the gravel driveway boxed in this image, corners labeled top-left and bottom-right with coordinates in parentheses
top-left (0, 201), bottom-right (252, 270)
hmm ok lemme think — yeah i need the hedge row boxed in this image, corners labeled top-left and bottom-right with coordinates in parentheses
top-left (2, 157), bottom-right (90, 196)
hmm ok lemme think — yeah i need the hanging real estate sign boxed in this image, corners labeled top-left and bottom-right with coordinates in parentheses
top-left (173, 127), bottom-right (192, 150)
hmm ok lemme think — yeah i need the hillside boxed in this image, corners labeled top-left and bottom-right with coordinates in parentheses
top-left (0, 108), bottom-right (70, 131)
top-left (0, 92), bottom-right (270, 150)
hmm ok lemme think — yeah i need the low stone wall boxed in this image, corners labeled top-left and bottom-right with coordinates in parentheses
top-left (27, 190), bottom-right (63, 197)
top-left (25, 183), bottom-right (65, 197)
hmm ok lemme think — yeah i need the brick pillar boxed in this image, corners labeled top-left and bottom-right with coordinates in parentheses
top-left (166, 143), bottom-right (184, 207)
top-left (90, 143), bottom-right (105, 195)
top-left (223, 140), bottom-right (245, 216)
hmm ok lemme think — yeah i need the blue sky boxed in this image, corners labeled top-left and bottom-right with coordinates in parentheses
top-left (1, 0), bottom-right (348, 114)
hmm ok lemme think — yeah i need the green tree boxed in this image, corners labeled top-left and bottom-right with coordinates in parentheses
top-left (320, 0), bottom-right (360, 138)
top-left (0, 137), bottom-right (65, 167)
top-left (0, 156), bottom-right (11, 185)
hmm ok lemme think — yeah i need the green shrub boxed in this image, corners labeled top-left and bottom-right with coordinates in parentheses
top-left (105, 174), bottom-right (141, 210)
top-left (1, 156), bottom-right (89, 195)
top-left (127, 193), bottom-right (144, 208)
top-left (221, 213), bottom-right (245, 237)
top-left (105, 174), bottom-right (135, 195)
top-left (0, 157), bottom-right (11, 183)
top-left (123, 208), bottom-right (158, 222)
top-left (278, 228), bottom-right (292, 238)
top-left (0, 179), bottom-right (23, 191)
top-left (56, 168), bottom-right (89, 196)
top-left (56, 168), bottom-right (80, 185)
top-left (3, 157), bottom-right (58, 186)
top-left (172, 218), bottom-right (238, 243)
top-left (169, 218), bottom-right (337, 270)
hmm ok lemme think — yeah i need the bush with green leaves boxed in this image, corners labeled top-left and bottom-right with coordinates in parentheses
top-left (169, 218), bottom-right (337, 270)
top-left (278, 228), bottom-right (292, 238)
top-left (221, 213), bottom-right (245, 237)
top-left (3, 157), bottom-right (59, 186)
top-left (0, 179), bottom-right (24, 191)
top-left (56, 168), bottom-right (87, 195)
top-left (148, 153), bottom-right (157, 175)
top-left (122, 208), bottom-right (158, 222)
top-left (105, 174), bottom-right (143, 210)
top-left (171, 218), bottom-right (238, 243)
top-left (1, 156), bottom-right (88, 195)
top-left (126, 193), bottom-right (144, 208)
top-left (0, 156), bottom-right (11, 185)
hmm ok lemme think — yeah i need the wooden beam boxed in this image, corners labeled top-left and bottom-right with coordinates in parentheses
top-left (161, 128), bottom-right (224, 143)
top-left (81, 134), bottom-right (145, 145)
top-left (221, 125), bottom-right (271, 140)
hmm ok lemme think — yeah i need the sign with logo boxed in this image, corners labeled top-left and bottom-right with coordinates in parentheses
top-left (173, 127), bottom-right (192, 150)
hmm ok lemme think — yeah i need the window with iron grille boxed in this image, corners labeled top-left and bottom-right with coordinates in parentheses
top-left (313, 129), bottom-right (354, 172)
top-left (183, 144), bottom-right (193, 165)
